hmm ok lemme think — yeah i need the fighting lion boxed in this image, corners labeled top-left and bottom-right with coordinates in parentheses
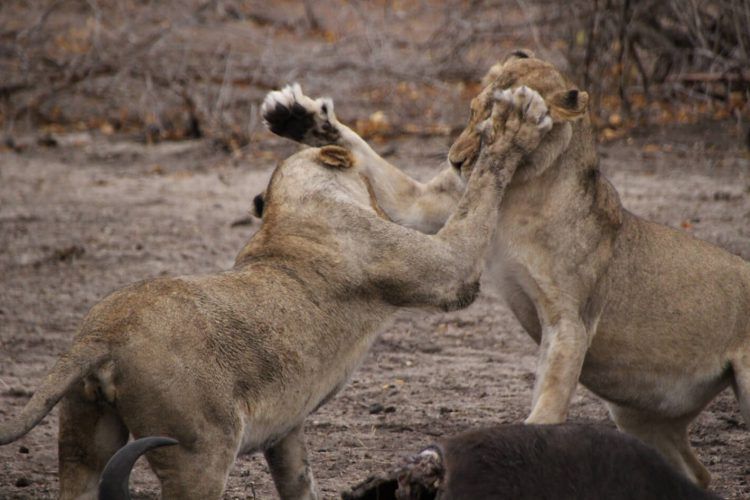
top-left (0, 87), bottom-right (551, 499)
top-left (262, 50), bottom-right (750, 487)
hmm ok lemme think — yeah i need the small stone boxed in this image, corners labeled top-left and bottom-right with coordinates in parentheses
top-left (439, 406), bottom-right (454, 415)
top-left (18, 446), bottom-right (29, 454)
top-left (713, 191), bottom-right (732, 201)
top-left (15, 477), bottom-right (31, 487)
top-left (368, 403), bottom-right (384, 414)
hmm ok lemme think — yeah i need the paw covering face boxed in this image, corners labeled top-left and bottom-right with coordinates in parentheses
top-left (450, 51), bottom-right (589, 176)
top-left (485, 50), bottom-right (590, 124)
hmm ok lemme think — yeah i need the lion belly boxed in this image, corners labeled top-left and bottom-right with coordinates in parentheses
top-left (579, 215), bottom-right (750, 417)
top-left (580, 339), bottom-right (732, 418)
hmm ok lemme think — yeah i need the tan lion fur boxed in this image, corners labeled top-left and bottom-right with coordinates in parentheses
top-left (0, 87), bottom-right (552, 500)
top-left (262, 54), bottom-right (750, 488)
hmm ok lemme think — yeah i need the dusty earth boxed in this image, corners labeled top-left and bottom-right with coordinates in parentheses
top-left (1, 121), bottom-right (749, 499)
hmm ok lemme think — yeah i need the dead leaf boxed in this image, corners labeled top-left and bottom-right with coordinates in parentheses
top-left (608, 113), bottom-right (623, 127)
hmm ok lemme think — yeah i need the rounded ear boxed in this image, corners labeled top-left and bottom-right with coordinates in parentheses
top-left (548, 89), bottom-right (589, 121)
top-left (504, 48), bottom-right (535, 61)
top-left (252, 192), bottom-right (265, 218)
top-left (317, 145), bottom-right (355, 169)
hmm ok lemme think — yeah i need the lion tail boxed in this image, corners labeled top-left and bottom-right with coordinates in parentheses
top-left (0, 340), bottom-right (109, 445)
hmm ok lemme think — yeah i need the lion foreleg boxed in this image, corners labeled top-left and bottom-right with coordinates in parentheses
top-left (362, 87), bottom-right (552, 310)
top-left (262, 84), bottom-right (462, 233)
top-left (263, 425), bottom-right (319, 500)
top-left (525, 316), bottom-right (589, 424)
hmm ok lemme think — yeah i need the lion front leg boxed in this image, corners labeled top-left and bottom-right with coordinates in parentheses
top-left (264, 424), bottom-right (319, 500)
top-left (262, 84), bottom-right (463, 233)
top-left (262, 83), bottom-right (342, 147)
top-left (525, 316), bottom-right (589, 424)
top-left (360, 86), bottom-right (554, 311)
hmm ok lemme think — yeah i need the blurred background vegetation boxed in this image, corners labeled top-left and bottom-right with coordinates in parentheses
top-left (1, 0), bottom-right (748, 152)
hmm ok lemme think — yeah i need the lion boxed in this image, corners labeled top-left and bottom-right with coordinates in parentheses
top-left (0, 86), bottom-right (552, 499)
top-left (261, 50), bottom-right (750, 488)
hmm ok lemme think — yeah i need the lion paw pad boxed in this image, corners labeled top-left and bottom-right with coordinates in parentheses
top-left (261, 84), bottom-right (340, 146)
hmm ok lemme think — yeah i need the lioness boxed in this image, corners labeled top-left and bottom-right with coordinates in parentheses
top-left (261, 51), bottom-right (750, 487)
top-left (0, 87), bottom-right (552, 499)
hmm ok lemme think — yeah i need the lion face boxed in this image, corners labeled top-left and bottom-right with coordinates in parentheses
top-left (448, 50), bottom-right (589, 178)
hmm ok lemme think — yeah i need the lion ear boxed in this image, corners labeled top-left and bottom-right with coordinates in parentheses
top-left (252, 192), bottom-right (265, 218)
top-left (318, 145), bottom-right (355, 169)
top-left (548, 89), bottom-right (589, 121)
top-left (505, 49), bottom-right (535, 61)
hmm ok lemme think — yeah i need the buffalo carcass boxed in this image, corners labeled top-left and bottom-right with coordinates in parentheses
top-left (99, 424), bottom-right (719, 500)
top-left (342, 424), bottom-right (720, 500)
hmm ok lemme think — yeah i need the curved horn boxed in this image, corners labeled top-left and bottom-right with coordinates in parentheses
top-left (98, 436), bottom-right (178, 500)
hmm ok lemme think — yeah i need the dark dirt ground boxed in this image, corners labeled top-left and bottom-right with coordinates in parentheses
top-left (1, 119), bottom-right (749, 499)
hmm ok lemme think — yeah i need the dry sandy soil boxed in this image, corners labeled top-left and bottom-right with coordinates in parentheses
top-left (1, 121), bottom-right (749, 498)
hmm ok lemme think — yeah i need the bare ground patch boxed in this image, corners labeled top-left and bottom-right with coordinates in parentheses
top-left (1, 121), bottom-right (749, 498)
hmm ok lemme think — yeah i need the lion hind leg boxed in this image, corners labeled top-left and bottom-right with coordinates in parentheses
top-left (607, 403), bottom-right (711, 488)
top-left (58, 387), bottom-right (129, 500)
top-left (145, 440), bottom-right (236, 500)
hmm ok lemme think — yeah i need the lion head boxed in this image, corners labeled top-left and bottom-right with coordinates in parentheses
top-left (448, 50), bottom-right (591, 180)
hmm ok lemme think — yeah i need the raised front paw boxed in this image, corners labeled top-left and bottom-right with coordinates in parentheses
top-left (261, 84), bottom-right (341, 146)
top-left (478, 86), bottom-right (552, 156)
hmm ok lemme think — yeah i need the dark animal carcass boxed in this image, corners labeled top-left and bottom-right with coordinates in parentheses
top-left (341, 424), bottom-right (720, 500)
